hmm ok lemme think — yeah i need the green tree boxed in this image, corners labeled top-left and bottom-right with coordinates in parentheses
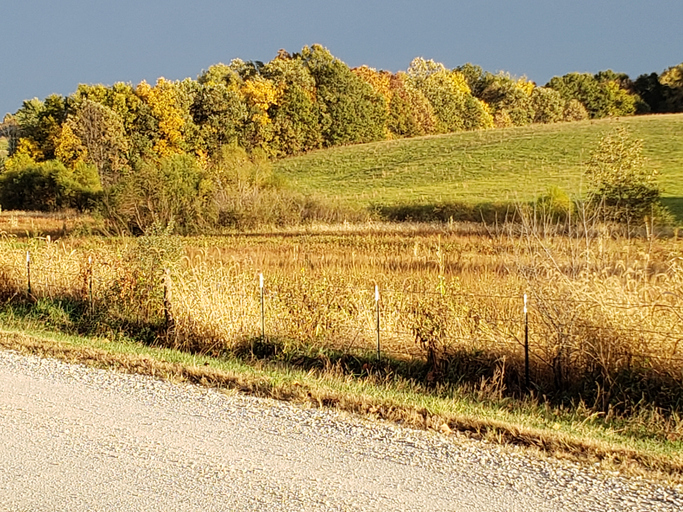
top-left (455, 63), bottom-right (486, 96)
top-left (633, 72), bottom-right (666, 113)
top-left (298, 45), bottom-right (387, 146)
top-left (585, 127), bottom-right (661, 224)
top-left (531, 87), bottom-right (565, 124)
top-left (190, 81), bottom-right (247, 157)
top-left (67, 99), bottom-right (129, 187)
top-left (261, 52), bottom-right (324, 155)
top-left (547, 71), bottom-right (640, 118)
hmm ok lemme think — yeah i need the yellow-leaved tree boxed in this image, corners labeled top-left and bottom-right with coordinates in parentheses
top-left (240, 75), bottom-right (281, 153)
top-left (406, 57), bottom-right (492, 132)
top-left (136, 78), bottom-right (186, 157)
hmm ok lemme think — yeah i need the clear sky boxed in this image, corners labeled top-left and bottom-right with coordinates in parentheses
top-left (1, 0), bottom-right (682, 117)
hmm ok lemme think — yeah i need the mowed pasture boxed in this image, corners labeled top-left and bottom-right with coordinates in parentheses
top-left (275, 114), bottom-right (683, 219)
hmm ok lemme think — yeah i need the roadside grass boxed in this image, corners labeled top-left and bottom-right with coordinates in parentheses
top-left (1, 323), bottom-right (682, 485)
top-left (274, 114), bottom-right (683, 221)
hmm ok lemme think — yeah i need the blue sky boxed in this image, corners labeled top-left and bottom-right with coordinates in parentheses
top-left (1, 0), bottom-right (682, 117)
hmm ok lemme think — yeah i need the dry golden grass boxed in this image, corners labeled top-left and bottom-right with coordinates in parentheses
top-left (1, 220), bottom-right (683, 412)
top-left (0, 210), bottom-right (99, 238)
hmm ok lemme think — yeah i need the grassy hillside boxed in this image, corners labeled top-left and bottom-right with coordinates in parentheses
top-left (274, 114), bottom-right (683, 219)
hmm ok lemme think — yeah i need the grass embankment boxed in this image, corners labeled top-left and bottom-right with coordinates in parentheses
top-left (1, 326), bottom-right (682, 484)
top-left (275, 114), bottom-right (683, 220)
top-left (1, 224), bottom-right (683, 482)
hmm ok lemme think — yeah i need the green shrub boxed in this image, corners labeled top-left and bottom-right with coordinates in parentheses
top-left (0, 159), bottom-right (101, 211)
top-left (110, 153), bottom-right (214, 234)
top-left (585, 128), bottom-right (662, 224)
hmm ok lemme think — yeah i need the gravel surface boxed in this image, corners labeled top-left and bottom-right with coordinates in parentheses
top-left (0, 350), bottom-right (681, 511)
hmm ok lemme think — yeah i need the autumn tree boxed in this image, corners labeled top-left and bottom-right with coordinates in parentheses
top-left (585, 127), bottom-right (661, 223)
top-left (387, 73), bottom-right (437, 137)
top-left (10, 95), bottom-right (69, 162)
top-left (240, 74), bottom-right (280, 153)
top-left (406, 57), bottom-right (492, 132)
top-left (660, 63), bottom-right (683, 112)
top-left (261, 50), bottom-right (322, 155)
top-left (298, 45), bottom-right (387, 146)
top-left (478, 72), bottom-right (535, 127)
top-left (135, 78), bottom-right (188, 157)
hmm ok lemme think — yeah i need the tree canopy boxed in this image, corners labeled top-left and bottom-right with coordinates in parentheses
top-left (0, 44), bottom-right (678, 230)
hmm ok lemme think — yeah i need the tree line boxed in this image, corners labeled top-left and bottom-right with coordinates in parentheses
top-left (0, 44), bottom-right (681, 231)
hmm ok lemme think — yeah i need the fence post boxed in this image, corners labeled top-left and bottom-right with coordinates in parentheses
top-left (259, 273), bottom-right (265, 343)
top-left (375, 284), bottom-right (381, 362)
top-left (26, 251), bottom-right (31, 297)
top-left (88, 256), bottom-right (93, 316)
top-left (524, 293), bottom-right (529, 391)
top-left (163, 268), bottom-right (174, 337)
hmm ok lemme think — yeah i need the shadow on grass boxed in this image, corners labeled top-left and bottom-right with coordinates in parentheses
top-left (661, 197), bottom-right (683, 224)
top-left (230, 335), bottom-right (518, 396)
top-left (3, 296), bottom-right (683, 415)
top-left (373, 201), bottom-right (520, 224)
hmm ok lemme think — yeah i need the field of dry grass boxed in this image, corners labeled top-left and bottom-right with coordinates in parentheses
top-left (2, 218), bottom-right (683, 478)
top-left (1, 219), bottom-right (682, 416)
top-left (0, 210), bottom-right (99, 238)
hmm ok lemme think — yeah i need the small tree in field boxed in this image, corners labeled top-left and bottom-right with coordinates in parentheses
top-left (585, 127), bottom-right (661, 224)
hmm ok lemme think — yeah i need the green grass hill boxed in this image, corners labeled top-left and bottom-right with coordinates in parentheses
top-left (274, 114), bottom-right (683, 220)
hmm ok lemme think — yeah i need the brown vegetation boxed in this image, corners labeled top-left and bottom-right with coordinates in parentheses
top-left (2, 219), bottom-right (682, 416)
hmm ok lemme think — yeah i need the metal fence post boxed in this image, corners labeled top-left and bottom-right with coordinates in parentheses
top-left (524, 293), bottom-right (530, 390)
top-left (88, 256), bottom-right (93, 316)
top-left (26, 251), bottom-right (31, 297)
top-left (375, 284), bottom-right (380, 362)
top-left (260, 273), bottom-right (265, 342)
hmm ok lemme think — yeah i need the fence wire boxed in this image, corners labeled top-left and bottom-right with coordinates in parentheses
top-left (6, 254), bottom-right (683, 367)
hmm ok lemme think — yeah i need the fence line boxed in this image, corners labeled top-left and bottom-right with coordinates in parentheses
top-left (7, 251), bottom-right (683, 373)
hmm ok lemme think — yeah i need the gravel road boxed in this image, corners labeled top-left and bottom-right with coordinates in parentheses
top-left (0, 350), bottom-right (681, 511)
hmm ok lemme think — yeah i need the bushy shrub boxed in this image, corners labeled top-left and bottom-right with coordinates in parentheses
top-left (110, 153), bottom-right (214, 234)
top-left (585, 127), bottom-right (662, 224)
top-left (563, 99), bottom-right (589, 121)
top-left (0, 159), bottom-right (101, 211)
top-left (535, 186), bottom-right (574, 221)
